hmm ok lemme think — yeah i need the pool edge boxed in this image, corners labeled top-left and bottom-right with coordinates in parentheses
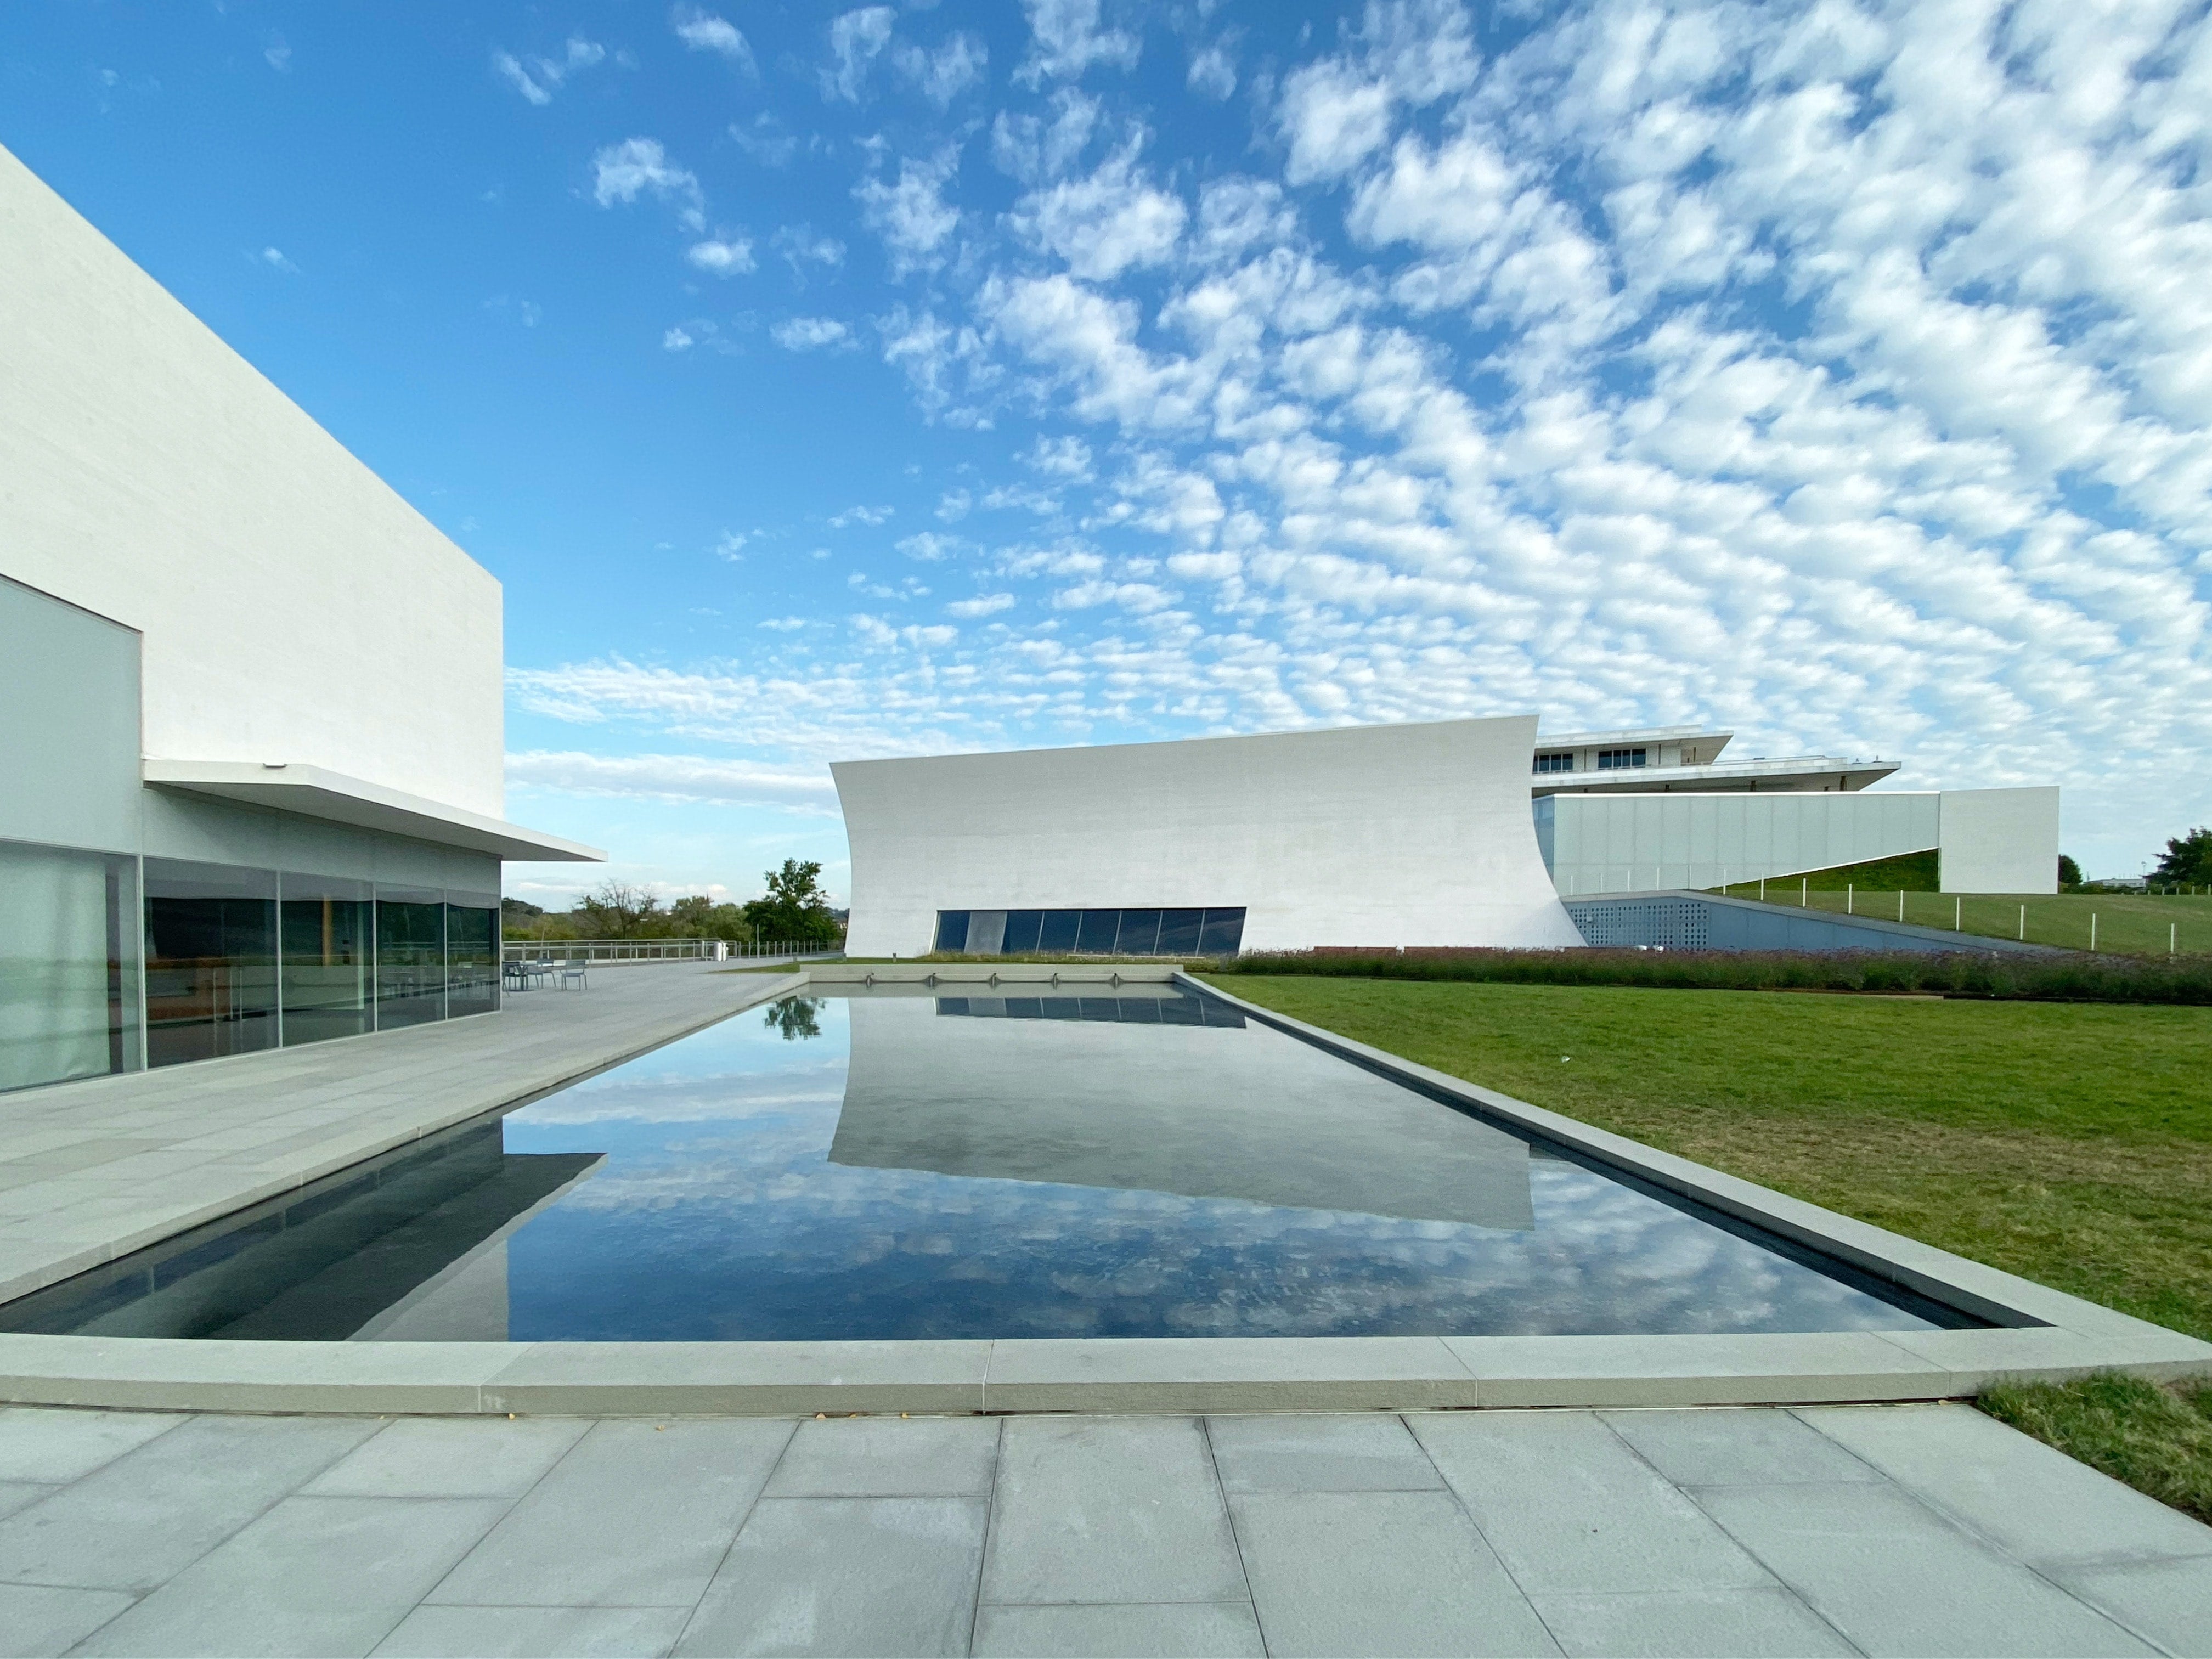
top-left (0, 964), bottom-right (2203, 1417)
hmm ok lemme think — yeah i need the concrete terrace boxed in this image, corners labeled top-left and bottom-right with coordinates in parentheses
top-left (0, 963), bottom-right (800, 1306)
top-left (0, 1401), bottom-right (2207, 1657)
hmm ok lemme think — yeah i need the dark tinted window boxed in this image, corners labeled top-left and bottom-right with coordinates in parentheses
top-left (1156, 909), bottom-right (1205, 954)
top-left (1114, 910), bottom-right (1161, 955)
top-left (1038, 910), bottom-right (1081, 952)
top-left (144, 860), bottom-right (279, 1068)
top-left (1075, 910), bottom-right (1120, 953)
top-left (1001, 910), bottom-right (1044, 954)
top-left (1197, 907), bottom-right (1246, 956)
top-left (933, 911), bottom-right (971, 952)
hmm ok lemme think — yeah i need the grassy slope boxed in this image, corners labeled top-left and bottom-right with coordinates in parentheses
top-left (1712, 889), bottom-right (2212, 957)
top-left (1199, 975), bottom-right (2212, 1341)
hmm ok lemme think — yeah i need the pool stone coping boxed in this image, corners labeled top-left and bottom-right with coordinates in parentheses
top-left (0, 963), bottom-right (2204, 1416)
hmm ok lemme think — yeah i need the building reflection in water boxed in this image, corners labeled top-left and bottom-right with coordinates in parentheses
top-left (827, 985), bottom-right (1536, 1231)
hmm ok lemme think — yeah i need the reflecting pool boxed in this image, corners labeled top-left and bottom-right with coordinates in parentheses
top-left (0, 986), bottom-right (1974, 1340)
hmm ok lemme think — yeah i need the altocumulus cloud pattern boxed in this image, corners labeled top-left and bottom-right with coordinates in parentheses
top-left (505, 0), bottom-right (2212, 866)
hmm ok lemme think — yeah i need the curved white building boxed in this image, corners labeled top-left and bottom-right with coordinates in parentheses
top-left (834, 715), bottom-right (1584, 957)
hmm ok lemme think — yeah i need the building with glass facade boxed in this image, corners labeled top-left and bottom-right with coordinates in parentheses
top-left (0, 144), bottom-right (600, 1094)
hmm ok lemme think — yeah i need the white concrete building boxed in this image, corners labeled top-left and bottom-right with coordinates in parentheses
top-left (1536, 788), bottom-right (2062, 896)
top-left (834, 715), bottom-right (1584, 958)
top-left (1528, 723), bottom-right (2059, 896)
top-left (0, 144), bottom-right (599, 1093)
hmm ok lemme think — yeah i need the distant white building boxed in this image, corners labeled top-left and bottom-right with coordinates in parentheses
top-left (0, 144), bottom-right (600, 1094)
top-left (834, 715), bottom-right (1584, 958)
top-left (1528, 724), bottom-right (2059, 897)
top-left (838, 714), bottom-right (2061, 957)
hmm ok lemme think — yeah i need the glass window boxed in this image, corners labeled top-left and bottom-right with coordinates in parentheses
top-left (1114, 909), bottom-right (1162, 955)
top-left (445, 900), bottom-right (500, 1018)
top-left (1197, 907), bottom-right (1247, 956)
top-left (1, 838), bottom-right (142, 1092)
top-left (375, 891), bottom-right (445, 1029)
top-left (1156, 909), bottom-right (1205, 955)
top-left (1001, 910), bottom-right (1043, 955)
top-left (1075, 910), bottom-right (1119, 953)
top-left (1534, 752), bottom-right (1574, 774)
top-left (1598, 748), bottom-right (1647, 770)
top-left (1037, 910), bottom-right (1080, 953)
top-left (144, 859), bottom-right (279, 1068)
top-left (933, 911), bottom-right (971, 953)
top-left (280, 874), bottom-right (373, 1046)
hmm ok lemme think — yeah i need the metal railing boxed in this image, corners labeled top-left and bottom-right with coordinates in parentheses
top-left (500, 938), bottom-right (843, 964)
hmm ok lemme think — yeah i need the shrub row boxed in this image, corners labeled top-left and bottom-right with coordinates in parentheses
top-left (1210, 947), bottom-right (2212, 1005)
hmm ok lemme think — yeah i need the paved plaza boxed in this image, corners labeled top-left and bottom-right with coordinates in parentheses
top-left (0, 1400), bottom-right (2205, 1657)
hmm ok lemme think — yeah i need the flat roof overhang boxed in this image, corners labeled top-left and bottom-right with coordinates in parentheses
top-left (142, 759), bottom-right (606, 862)
top-left (1533, 758), bottom-right (1902, 797)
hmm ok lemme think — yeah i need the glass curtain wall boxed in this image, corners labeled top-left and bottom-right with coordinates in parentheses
top-left (0, 838), bottom-right (142, 1092)
top-left (934, 907), bottom-right (1248, 958)
top-left (279, 875), bottom-right (373, 1045)
top-left (144, 859), bottom-right (279, 1067)
top-left (444, 898), bottom-right (500, 1018)
top-left (375, 891), bottom-right (447, 1029)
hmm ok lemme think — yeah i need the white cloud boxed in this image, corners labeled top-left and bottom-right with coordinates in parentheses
top-left (854, 149), bottom-right (962, 278)
top-left (898, 532), bottom-right (969, 561)
top-left (686, 237), bottom-right (755, 276)
top-left (830, 504), bottom-right (894, 528)
top-left (758, 616), bottom-right (808, 631)
top-left (772, 224), bottom-right (847, 277)
top-left (506, 750), bottom-right (837, 811)
top-left (1009, 141), bottom-right (1186, 280)
top-left (591, 138), bottom-right (705, 231)
top-left (264, 38), bottom-right (291, 73)
top-left (1025, 435), bottom-right (1093, 478)
top-left (714, 530), bottom-right (754, 560)
top-left (493, 37), bottom-right (606, 106)
top-left (1015, 0), bottom-right (1141, 89)
top-left (672, 8), bottom-right (754, 70)
top-left (662, 326), bottom-right (696, 352)
top-left (822, 7), bottom-right (896, 102)
top-left (947, 592), bottom-right (1017, 617)
top-left (731, 113), bottom-right (799, 167)
top-left (990, 89), bottom-right (1100, 185)
top-left (258, 246), bottom-right (298, 274)
top-left (894, 32), bottom-right (988, 108)
top-left (773, 315), bottom-right (851, 351)
top-left (1187, 40), bottom-right (1236, 100)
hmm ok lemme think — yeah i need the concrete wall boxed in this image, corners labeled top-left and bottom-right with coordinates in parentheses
top-left (1539, 791), bottom-right (1941, 896)
top-left (0, 144), bottom-right (505, 818)
top-left (1539, 787), bottom-right (2062, 897)
top-left (0, 577), bottom-right (142, 855)
top-left (1940, 788), bottom-right (2061, 895)
top-left (835, 716), bottom-right (1585, 956)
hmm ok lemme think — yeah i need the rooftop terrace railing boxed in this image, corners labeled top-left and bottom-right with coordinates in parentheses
top-left (501, 938), bottom-right (842, 964)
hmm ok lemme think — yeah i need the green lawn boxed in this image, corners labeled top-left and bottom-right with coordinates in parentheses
top-left (1711, 888), bottom-right (2212, 957)
top-left (1198, 974), bottom-right (2212, 1341)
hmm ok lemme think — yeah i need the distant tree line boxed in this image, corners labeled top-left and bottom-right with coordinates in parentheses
top-left (502, 859), bottom-right (844, 946)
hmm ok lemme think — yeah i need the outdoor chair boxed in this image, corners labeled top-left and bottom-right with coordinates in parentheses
top-left (558, 959), bottom-right (589, 990)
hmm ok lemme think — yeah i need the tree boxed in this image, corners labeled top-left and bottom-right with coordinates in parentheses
top-left (741, 859), bottom-right (842, 946)
top-left (573, 881), bottom-right (662, 940)
top-left (2152, 827), bottom-right (2212, 885)
top-left (2057, 855), bottom-right (2083, 889)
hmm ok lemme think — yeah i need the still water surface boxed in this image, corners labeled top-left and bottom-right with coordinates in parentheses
top-left (0, 987), bottom-right (1967, 1340)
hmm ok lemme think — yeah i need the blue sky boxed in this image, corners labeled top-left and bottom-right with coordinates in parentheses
top-left (5, 0), bottom-right (2209, 904)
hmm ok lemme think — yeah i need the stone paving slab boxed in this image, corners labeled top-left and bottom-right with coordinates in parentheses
top-left (0, 1402), bottom-right (2198, 1657)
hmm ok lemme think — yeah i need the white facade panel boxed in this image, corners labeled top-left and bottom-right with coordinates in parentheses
top-left (1541, 791), bottom-right (1942, 895)
top-left (835, 715), bottom-right (1584, 956)
top-left (1939, 788), bottom-right (2061, 894)
top-left (0, 145), bottom-right (505, 818)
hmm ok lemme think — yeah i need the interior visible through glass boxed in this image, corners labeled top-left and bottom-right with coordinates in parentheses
top-left (0, 984), bottom-right (1984, 1342)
